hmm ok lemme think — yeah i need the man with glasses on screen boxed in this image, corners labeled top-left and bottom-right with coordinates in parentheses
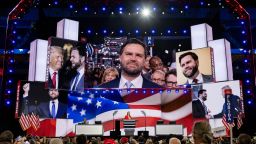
top-left (179, 52), bottom-right (213, 84)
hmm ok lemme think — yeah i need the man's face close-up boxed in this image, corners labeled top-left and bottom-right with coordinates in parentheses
top-left (49, 89), bottom-right (59, 99)
top-left (120, 44), bottom-right (145, 76)
top-left (50, 50), bottom-right (63, 71)
top-left (180, 55), bottom-right (199, 78)
top-left (70, 50), bottom-right (83, 69)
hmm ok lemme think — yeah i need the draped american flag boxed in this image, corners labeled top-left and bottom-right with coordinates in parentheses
top-left (67, 88), bottom-right (193, 136)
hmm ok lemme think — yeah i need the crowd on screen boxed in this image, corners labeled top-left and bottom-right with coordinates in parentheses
top-left (87, 55), bottom-right (178, 88)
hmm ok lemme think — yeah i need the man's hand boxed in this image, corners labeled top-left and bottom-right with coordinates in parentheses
top-left (23, 83), bottom-right (30, 98)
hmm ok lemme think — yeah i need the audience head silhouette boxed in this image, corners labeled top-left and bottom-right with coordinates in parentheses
top-left (192, 121), bottom-right (213, 144)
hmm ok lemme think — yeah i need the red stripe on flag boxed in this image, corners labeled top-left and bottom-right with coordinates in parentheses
top-left (27, 119), bottom-right (56, 137)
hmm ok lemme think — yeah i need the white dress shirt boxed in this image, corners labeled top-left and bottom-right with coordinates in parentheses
top-left (119, 74), bottom-right (143, 89)
top-left (188, 73), bottom-right (203, 84)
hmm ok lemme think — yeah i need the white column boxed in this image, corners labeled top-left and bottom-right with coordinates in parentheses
top-left (28, 39), bottom-right (48, 81)
top-left (191, 23), bottom-right (213, 49)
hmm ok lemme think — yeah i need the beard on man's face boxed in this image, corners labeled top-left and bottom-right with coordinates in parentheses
top-left (183, 64), bottom-right (199, 78)
top-left (71, 59), bottom-right (82, 70)
top-left (121, 61), bottom-right (142, 76)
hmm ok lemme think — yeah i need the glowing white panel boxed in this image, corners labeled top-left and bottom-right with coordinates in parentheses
top-left (28, 39), bottom-right (48, 81)
top-left (191, 23), bottom-right (213, 49)
top-left (75, 125), bottom-right (103, 136)
top-left (208, 39), bottom-right (233, 81)
top-left (56, 19), bottom-right (79, 41)
top-left (155, 124), bottom-right (183, 135)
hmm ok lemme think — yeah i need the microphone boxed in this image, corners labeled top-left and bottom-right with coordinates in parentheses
top-left (113, 110), bottom-right (118, 116)
top-left (141, 110), bottom-right (146, 116)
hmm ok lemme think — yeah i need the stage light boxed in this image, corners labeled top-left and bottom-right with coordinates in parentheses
top-left (102, 7), bottom-right (106, 11)
top-left (8, 69), bottom-right (13, 73)
top-left (84, 6), bottom-right (88, 11)
top-left (247, 100), bottom-right (252, 105)
top-left (241, 30), bottom-right (246, 34)
top-left (151, 29), bottom-right (156, 34)
top-left (54, 1), bottom-right (58, 5)
top-left (247, 90), bottom-right (251, 94)
top-left (14, 21), bottom-right (17, 25)
top-left (242, 40), bottom-right (247, 44)
top-left (170, 7), bottom-right (175, 11)
top-left (182, 29), bottom-right (187, 34)
top-left (87, 29), bottom-right (92, 34)
top-left (151, 90), bottom-right (154, 94)
top-left (12, 40), bottom-right (16, 44)
top-left (167, 30), bottom-right (171, 34)
top-left (103, 29), bottom-right (107, 34)
top-left (245, 69), bottom-right (249, 73)
top-left (8, 79), bottom-right (12, 84)
top-left (119, 7), bottom-right (123, 11)
top-left (143, 90), bottom-right (146, 94)
top-left (5, 99), bottom-right (11, 106)
top-left (7, 90), bottom-right (11, 94)
top-left (153, 7), bottom-right (156, 11)
top-left (244, 59), bottom-right (248, 63)
top-left (136, 7), bottom-right (140, 11)
top-left (12, 30), bottom-right (16, 34)
top-left (10, 59), bottom-right (14, 63)
top-left (200, 1), bottom-right (204, 5)
top-left (240, 21), bottom-right (245, 25)
top-left (119, 11), bottom-right (123, 14)
top-left (142, 8), bottom-right (151, 17)
top-left (135, 30), bottom-right (139, 34)
top-left (184, 5), bottom-right (189, 9)
top-left (119, 29), bottom-right (123, 34)
top-left (69, 4), bottom-right (73, 9)
top-left (246, 80), bottom-right (250, 84)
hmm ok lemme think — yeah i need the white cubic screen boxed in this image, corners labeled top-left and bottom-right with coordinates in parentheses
top-left (57, 19), bottom-right (79, 41)
top-left (191, 23), bottom-right (213, 49)
top-left (208, 39), bottom-right (233, 81)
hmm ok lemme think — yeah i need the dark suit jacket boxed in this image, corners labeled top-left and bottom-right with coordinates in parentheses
top-left (38, 101), bottom-right (67, 118)
top-left (47, 71), bottom-right (63, 89)
top-left (214, 94), bottom-right (241, 118)
top-left (98, 76), bottom-right (162, 89)
top-left (70, 73), bottom-right (85, 92)
top-left (97, 76), bottom-right (163, 102)
top-left (192, 99), bottom-right (206, 118)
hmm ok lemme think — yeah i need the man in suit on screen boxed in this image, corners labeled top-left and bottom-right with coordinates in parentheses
top-left (47, 46), bottom-right (64, 89)
top-left (69, 45), bottom-right (88, 92)
top-left (179, 52), bottom-right (213, 84)
top-left (192, 89), bottom-right (211, 119)
top-left (99, 38), bottom-right (162, 89)
top-left (38, 89), bottom-right (67, 118)
top-left (213, 85), bottom-right (242, 118)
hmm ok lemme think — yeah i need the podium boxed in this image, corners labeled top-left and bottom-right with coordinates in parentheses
top-left (123, 120), bottom-right (136, 136)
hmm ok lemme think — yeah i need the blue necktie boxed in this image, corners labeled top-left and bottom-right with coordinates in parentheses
top-left (72, 72), bottom-right (80, 91)
top-left (125, 81), bottom-right (133, 88)
top-left (52, 101), bottom-right (56, 118)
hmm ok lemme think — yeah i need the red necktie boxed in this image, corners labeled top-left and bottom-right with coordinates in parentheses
top-left (52, 72), bottom-right (57, 88)
top-left (192, 79), bottom-right (198, 84)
